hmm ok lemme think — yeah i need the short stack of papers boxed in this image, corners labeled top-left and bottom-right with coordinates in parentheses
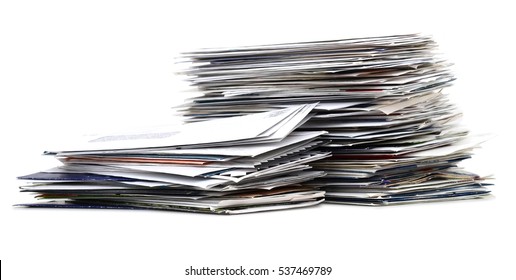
top-left (17, 104), bottom-right (330, 214)
top-left (179, 34), bottom-right (492, 205)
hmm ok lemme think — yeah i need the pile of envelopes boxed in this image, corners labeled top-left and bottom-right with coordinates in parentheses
top-left (17, 34), bottom-right (492, 214)
top-left (178, 34), bottom-right (492, 205)
top-left (17, 104), bottom-right (330, 214)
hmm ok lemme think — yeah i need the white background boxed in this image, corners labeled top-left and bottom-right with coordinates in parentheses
top-left (1, 1), bottom-right (514, 279)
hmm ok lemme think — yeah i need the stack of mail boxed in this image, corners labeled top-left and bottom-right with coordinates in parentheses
top-left (179, 34), bottom-right (491, 205)
top-left (17, 104), bottom-right (330, 214)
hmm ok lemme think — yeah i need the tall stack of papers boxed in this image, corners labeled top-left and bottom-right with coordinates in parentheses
top-left (179, 34), bottom-right (492, 205)
top-left (17, 104), bottom-right (330, 214)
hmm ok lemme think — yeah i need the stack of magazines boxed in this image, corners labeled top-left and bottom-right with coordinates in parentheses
top-left (17, 104), bottom-right (330, 214)
top-left (179, 34), bottom-right (491, 206)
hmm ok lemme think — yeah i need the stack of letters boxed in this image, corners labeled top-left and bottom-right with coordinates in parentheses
top-left (18, 34), bottom-right (491, 213)
top-left (178, 34), bottom-right (491, 205)
top-left (17, 104), bottom-right (330, 214)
